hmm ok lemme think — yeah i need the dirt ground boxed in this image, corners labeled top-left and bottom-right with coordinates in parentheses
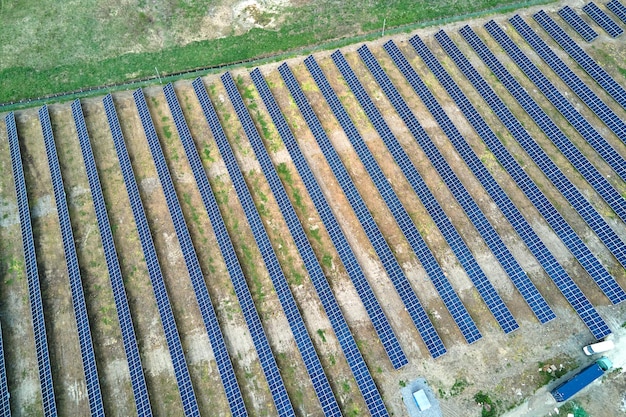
top-left (1, 1), bottom-right (625, 416)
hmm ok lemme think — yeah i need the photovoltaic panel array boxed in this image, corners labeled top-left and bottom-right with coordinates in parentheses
top-left (137, 88), bottom-right (264, 416)
top-left (435, 28), bottom-right (626, 306)
top-left (223, 72), bottom-right (387, 416)
top-left (0, 322), bottom-right (9, 417)
top-left (38, 105), bottom-right (105, 416)
top-left (583, 2), bottom-right (624, 37)
top-left (250, 68), bottom-right (408, 369)
top-left (320, 85), bottom-right (480, 322)
top-left (161, 86), bottom-right (252, 417)
top-left (164, 82), bottom-right (271, 417)
top-left (277, 62), bottom-right (448, 357)
top-left (5, 112), bottom-right (57, 417)
top-left (509, 21), bottom-right (626, 222)
top-left (474, 22), bottom-right (626, 290)
top-left (102, 94), bottom-right (200, 417)
top-left (366, 40), bottom-right (552, 326)
top-left (607, 0), bottom-right (626, 24)
top-left (306, 55), bottom-right (517, 336)
top-left (70, 100), bottom-right (153, 417)
top-left (456, 26), bottom-right (613, 339)
top-left (376, 41), bottom-right (519, 333)
top-left (360, 45), bottom-right (489, 344)
top-left (249, 69), bottom-right (408, 371)
top-left (511, 15), bottom-right (626, 147)
top-left (191, 78), bottom-right (295, 416)
top-left (534, 10), bottom-right (626, 110)
top-left (485, 20), bottom-right (626, 185)
top-left (335, 52), bottom-right (549, 328)
top-left (558, 6), bottom-right (598, 42)
top-left (432, 30), bottom-right (626, 300)
top-left (481, 21), bottom-right (626, 226)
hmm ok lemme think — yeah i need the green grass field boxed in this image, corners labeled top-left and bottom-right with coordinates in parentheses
top-left (0, 0), bottom-right (548, 105)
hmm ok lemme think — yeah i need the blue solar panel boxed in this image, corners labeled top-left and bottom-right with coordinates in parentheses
top-left (70, 100), bottom-right (153, 417)
top-left (166, 82), bottom-right (284, 417)
top-left (511, 15), bottom-right (626, 147)
top-left (501, 19), bottom-right (626, 224)
top-left (354, 43), bottom-right (551, 327)
top-left (277, 62), bottom-right (450, 355)
top-left (372, 47), bottom-right (519, 333)
top-left (5, 112), bottom-right (57, 417)
top-left (161, 87), bottom-right (250, 417)
top-left (558, 6), bottom-right (598, 42)
top-left (0, 323), bottom-right (9, 417)
top-left (534, 10), bottom-right (626, 110)
top-left (607, 0), bottom-right (626, 25)
top-left (358, 46), bottom-right (488, 344)
top-left (486, 20), bottom-right (626, 186)
top-left (102, 94), bottom-right (200, 417)
top-left (38, 105), bottom-right (105, 417)
top-left (306, 56), bottom-right (516, 337)
top-left (249, 68), bottom-right (409, 370)
top-left (583, 2), bottom-right (624, 37)
top-left (433, 29), bottom-right (626, 299)
top-left (223, 72), bottom-right (389, 416)
top-left (476, 22), bottom-right (626, 289)
top-left (136, 88), bottom-right (267, 417)
top-left (434, 28), bottom-right (626, 305)
top-left (509, 17), bottom-right (626, 255)
top-left (457, 26), bottom-right (613, 339)
top-left (190, 79), bottom-right (296, 417)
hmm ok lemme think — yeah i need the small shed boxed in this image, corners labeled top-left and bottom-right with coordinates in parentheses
top-left (412, 389), bottom-right (431, 411)
top-left (401, 378), bottom-right (442, 417)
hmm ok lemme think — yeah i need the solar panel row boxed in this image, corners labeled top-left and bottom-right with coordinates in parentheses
top-left (558, 6), bottom-right (598, 42)
top-left (432, 29), bottom-right (626, 306)
top-left (490, 20), bottom-right (626, 226)
top-left (583, 2), bottom-right (624, 37)
top-left (511, 15), bottom-right (626, 147)
top-left (509, 19), bottom-right (626, 222)
top-left (353, 48), bottom-right (482, 344)
top-left (161, 85), bottom-right (251, 417)
top-left (485, 20), bottom-right (626, 185)
top-left (137, 88), bottom-right (265, 416)
top-left (401, 38), bottom-right (555, 325)
top-left (249, 69), bottom-right (408, 371)
top-left (534, 10), bottom-right (626, 110)
top-left (372, 44), bottom-right (521, 335)
top-left (332, 51), bottom-right (544, 323)
top-left (223, 71), bottom-right (388, 416)
top-left (102, 95), bottom-right (201, 417)
top-left (191, 78), bottom-right (295, 416)
top-left (477, 22), bottom-right (626, 292)
top-left (165, 82), bottom-right (280, 417)
top-left (0, 323), bottom-right (9, 417)
top-left (433, 29), bottom-right (626, 295)
top-left (71, 100), bottom-right (153, 417)
top-left (38, 105), bottom-right (105, 416)
top-left (607, 0), bottom-right (626, 24)
top-left (5, 112), bottom-right (57, 417)
top-left (277, 62), bottom-right (449, 357)
top-left (455, 26), bottom-right (613, 339)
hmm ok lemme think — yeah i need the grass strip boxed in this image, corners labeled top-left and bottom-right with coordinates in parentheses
top-left (0, 0), bottom-right (553, 110)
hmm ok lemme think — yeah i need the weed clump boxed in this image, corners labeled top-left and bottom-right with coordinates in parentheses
top-left (474, 391), bottom-right (497, 417)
